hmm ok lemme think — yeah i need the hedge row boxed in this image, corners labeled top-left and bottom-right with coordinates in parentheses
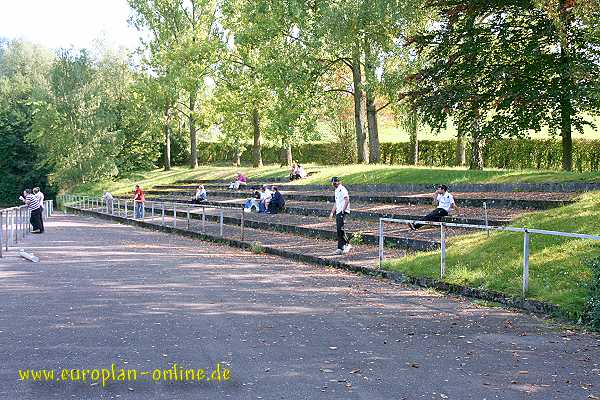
top-left (196, 138), bottom-right (600, 171)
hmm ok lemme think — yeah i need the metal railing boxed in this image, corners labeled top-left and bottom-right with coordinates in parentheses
top-left (378, 217), bottom-right (600, 296)
top-left (1, 200), bottom-right (54, 258)
top-left (59, 195), bottom-right (246, 241)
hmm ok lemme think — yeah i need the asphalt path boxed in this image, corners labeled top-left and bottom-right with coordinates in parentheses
top-left (0, 214), bottom-right (598, 400)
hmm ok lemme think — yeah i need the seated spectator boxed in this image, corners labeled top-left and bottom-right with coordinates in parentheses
top-left (258, 185), bottom-right (272, 213)
top-left (244, 191), bottom-right (261, 213)
top-left (297, 164), bottom-right (307, 179)
top-left (267, 187), bottom-right (285, 214)
top-left (229, 172), bottom-right (247, 190)
top-left (192, 185), bottom-right (207, 204)
top-left (289, 162), bottom-right (300, 181)
top-left (409, 185), bottom-right (458, 230)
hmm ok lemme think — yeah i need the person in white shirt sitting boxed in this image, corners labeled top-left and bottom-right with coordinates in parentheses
top-left (409, 184), bottom-right (458, 230)
top-left (192, 185), bottom-right (207, 204)
top-left (258, 185), bottom-right (272, 213)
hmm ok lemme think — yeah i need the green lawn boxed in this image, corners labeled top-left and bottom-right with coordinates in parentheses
top-left (384, 191), bottom-right (600, 318)
top-left (71, 163), bottom-right (600, 196)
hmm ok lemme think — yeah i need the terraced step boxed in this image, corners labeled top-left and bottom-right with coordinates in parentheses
top-left (112, 201), bottom-right (446, 251)
top-left (164, 180), bottom-right (600, 193)
top-left (138, 194), bottom-right (520, 226)
top-left (146, 188), bottom-right (573, 210)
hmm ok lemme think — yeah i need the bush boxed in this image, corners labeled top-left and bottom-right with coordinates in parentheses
top-left (585, 257), bottom-right (600, 330)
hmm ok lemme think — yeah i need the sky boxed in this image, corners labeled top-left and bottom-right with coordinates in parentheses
top-left (0, 0), bottom-right (140, 50)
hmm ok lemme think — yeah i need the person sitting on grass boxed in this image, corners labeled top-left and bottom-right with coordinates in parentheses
top-left (289, 162), bottom-right (300, 181)
top-left (409, 184), bottom-right (458, 230)
top-left (229, 172), bottom-right (247, 190)
top-left (258, 185), bottom-right (272, 213)
top-left (267, 186), bottom-right (285, 214)
top-left (192, 185), bottom-right (207, 204)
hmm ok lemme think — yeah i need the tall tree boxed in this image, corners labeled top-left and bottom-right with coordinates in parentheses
top-left (411, 0), bottom-right (600, 170)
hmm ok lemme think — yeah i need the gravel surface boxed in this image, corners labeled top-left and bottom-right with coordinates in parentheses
top-left (0, 214), bottom-right (598, 400)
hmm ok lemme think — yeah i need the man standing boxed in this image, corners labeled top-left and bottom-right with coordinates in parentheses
top-left (329, 177), bottom-right (351, 255)
top-left (102, 191), bottom-right (114, 214)
top-left (20, 189), bottom-right (43, 233)
top-left (33, 187), bottom-right (45, 230)
top-left (409, 184), bottom-right (458, 230)
top-left (133, 185), bottom-right (145, 219)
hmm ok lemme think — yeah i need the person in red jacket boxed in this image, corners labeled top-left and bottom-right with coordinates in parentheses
top-left (133, 185), bottom-right (145, 219)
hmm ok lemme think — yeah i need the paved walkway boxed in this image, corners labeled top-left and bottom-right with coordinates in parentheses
top-left (0, 214), bottom-right (599, 400)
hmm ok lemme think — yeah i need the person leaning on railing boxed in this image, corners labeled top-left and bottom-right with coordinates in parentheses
top-left (133, 185), bottom-right (145, 219)
top-left (19, 189), bottom-right (44, 233)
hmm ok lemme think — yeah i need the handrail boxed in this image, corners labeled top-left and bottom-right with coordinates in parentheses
top-left (378, 217), bottom-right (600, 296)
top-left (60, 194), bottom-right (244, 240)
top-left (1, 200), bottom-right (54, 258)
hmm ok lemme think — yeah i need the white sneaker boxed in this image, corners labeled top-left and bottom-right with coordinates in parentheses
top-left (343, 244), bottom-right (352, 254)
top-left (335, 249), bottom-right (343, 255)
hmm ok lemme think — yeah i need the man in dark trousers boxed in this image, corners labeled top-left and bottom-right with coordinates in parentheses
top-left (267, 186), bottom-right (285, 214)
top-left (329, 177), bottom-right (351, 255)
top-left (20, 189), bottom-right (44, 233)
top-left (409, 184), bottom-right (458, 230)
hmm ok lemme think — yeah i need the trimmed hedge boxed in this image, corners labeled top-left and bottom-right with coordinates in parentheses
top-left (197, 138), bottom-right (600, 171)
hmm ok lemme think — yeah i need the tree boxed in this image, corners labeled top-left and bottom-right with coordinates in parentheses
top-left (128, 0), bottom-right (222, 168)
top-left (0, 39), bottom-right (55, 204)
top-left (411, 0), bottom-right (600, 170)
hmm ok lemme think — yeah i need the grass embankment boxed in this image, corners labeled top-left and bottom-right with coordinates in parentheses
top-left (72, 164), bottom-right (600, 196)
top-left (384, 191), bottom-right (600, 318)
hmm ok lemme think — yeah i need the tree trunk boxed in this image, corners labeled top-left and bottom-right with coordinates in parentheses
top-left (163, 106), bottom-right (171, 171)
top-left (364, 41), bottom-right (380, 163)
top-left (285, 143), bottom-right (293, 166)
top-left (234, 147), bottom-right (241, 167)
top-left (456, 128), bottom-right (466, 166)
top-left (252, 106), bottom-right (263, 168)
top-left (352, 45), bottom-right (369, 164)
top-left (409, 121), bottom-right (418, 165)
top-left (189, 92), bottom-right (198, 168)
top-left (559, 0), bottom-right (573, 171)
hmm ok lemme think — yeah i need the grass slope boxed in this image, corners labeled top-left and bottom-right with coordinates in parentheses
top-left (71, 164), bottom-right (600, 196)
top-left (384, 191), bottom-right (600, 317)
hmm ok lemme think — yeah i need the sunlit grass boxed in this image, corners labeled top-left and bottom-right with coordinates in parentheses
top-left (384, 191), bottom-right (600, 318)
top-left (71, 163), bottom-right (600, 196)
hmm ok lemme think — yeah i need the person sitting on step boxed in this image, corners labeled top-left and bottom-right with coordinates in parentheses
top-left (267, 186), bottom-right (285, 214)
top-left (409, 184), bottom-right (458, 230)
top-left (258, 185), bottom-right (272, 213)
top-left (192, 185), bottom-right (207, 204)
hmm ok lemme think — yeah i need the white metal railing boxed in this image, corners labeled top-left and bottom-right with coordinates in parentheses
top-left (378, 217), bottom-right (600, 296)
top-left (0, 200), bottom-right (54, 258)
top-left (59, 195), bottom-right (245, 241)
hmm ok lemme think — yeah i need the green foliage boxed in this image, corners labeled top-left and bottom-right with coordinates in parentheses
top-left (349, 231), bottom-right (364, 246)
top-left (0, 39), bottom-right (56, 205)
top-left (585, 257), bottom-right (600, 330)
top-left (385, 191), bottom-right (600, 318)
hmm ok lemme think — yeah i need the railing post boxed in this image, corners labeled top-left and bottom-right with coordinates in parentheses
top-left (219, 210), bottom-right (224, 237)
top-left (15, 208), bottom-right (19, 244)
top-left (378, 219), bottom-right (384, 269)
top-left (124, 201), bottom-right (128, 218)
top-left (173, 204), bottom-right (177, 227)
top-left (202, 207), bottom-right (206, 232)
top-left (440, 223), bottom-right (446, 278)
top-left (116, 199), bottom-right (120, 217)
top-left (522, 230), bottom-right (530, 296)
top-left (484, 201), bottom-right (489, 237)
top-left (151, 202), bottom-right (155, 219)
top-left (241, 208), bottom-right (245, 241)
top-left (161, 203), bottom-right (165, 226)
top-left (187, 205), bottom-right (190, 230)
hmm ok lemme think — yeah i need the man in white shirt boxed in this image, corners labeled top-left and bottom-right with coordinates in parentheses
top-left (102, 191), bottom-right (114, 214)
top-left (329, 177), bottom-right (351, 255)
top-left (410, 184), bottom-right (458, 230)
